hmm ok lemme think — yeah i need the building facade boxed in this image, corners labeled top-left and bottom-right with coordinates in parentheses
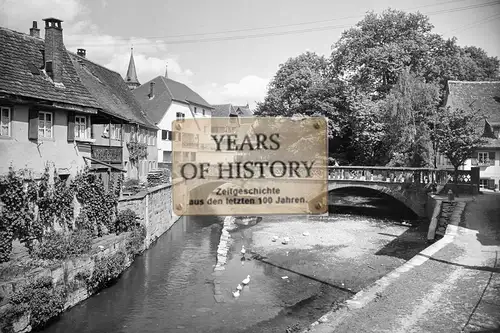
top-left (437, 80), bottom-right (500, 191)
top-left (131, 65), bottom-right (214, 167)
top-left (0, 19), bottom-right (157, 183)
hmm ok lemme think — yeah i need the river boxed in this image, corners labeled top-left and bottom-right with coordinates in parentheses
top-left (39, 190), bottom-right (422, 333)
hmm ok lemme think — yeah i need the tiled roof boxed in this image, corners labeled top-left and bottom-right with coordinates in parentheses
top-left (133, 76), bottom-right (213, 124)
top-left (212, 104), bottom-right (235, 117)
top-left (234, 104), bottom-right (254, 116)
top-left (164, 77), bottom-right (212, 108)
top-left (446, 80), bottom-right (500, 149)
top-left (446, 81), bottom-right (500, 123)
top-left (0, 26), bottom-right (100, 109)
top-left (69, 52), bottom-right (157, 129)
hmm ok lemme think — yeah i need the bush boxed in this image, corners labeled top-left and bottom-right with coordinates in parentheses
top-left (8, 276), bottom-right (67, 330)
top-left (126, 225), bottom-right (146, 257)
top-left (34, 230), bottom-right (92, 260)
top-left (115, 209), bottom-right (139, 234)
top-left (85, 251), bottom-right (126, 293)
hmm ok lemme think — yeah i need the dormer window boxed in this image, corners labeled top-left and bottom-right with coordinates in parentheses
top-left (493, 126), bottom-right (500, 139)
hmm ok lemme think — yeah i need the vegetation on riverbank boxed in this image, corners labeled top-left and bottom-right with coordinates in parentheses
top-left (0, 165), bottom-right (149, 332)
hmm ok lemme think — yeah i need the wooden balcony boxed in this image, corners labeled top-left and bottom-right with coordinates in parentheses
top-left (91, 145), bottom-right (123, 164)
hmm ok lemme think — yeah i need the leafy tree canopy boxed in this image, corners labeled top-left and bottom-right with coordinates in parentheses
top-left (434, 105), bottom-right (487, 175)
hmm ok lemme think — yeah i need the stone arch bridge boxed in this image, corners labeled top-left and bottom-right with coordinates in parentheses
top-left (173, 166), bottom-right (475, 218)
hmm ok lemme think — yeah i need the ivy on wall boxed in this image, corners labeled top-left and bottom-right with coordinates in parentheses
top-left (72, 168), bottom-right (118, 237)
top-left (0, 165), bottom-right (120, 262)
top-left (126, 141), bottom-right (148, 179)
top-left (0, 167), bottom-right (40, 260)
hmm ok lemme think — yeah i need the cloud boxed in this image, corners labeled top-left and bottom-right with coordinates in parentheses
top-left (0, 0), bottom-right (269, 110)
top-left (0, 0), bottom-right (194, 84)
top-left (0, 0), bottom-right (88, 27)
top-left (200, 75), bottom-right (270, 110)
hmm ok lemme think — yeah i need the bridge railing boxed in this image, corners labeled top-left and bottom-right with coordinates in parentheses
top-left (326, 166), bottom-right (472, 185)
top-left (171, 164), bottom-right (473, 186)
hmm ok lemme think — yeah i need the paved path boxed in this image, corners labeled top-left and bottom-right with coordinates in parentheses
top-left (305, 192), bottom-right (500, 333)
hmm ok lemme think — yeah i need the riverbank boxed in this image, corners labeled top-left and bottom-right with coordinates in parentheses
top-left (229, 213), bottom-right (429, 332)
top-left (0, 184), bottom-right (180, 333)
top-left (303, 192), bottom-right (500, 333)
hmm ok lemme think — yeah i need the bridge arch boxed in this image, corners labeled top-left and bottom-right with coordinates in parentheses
top-left (327, 183), bottom-right (425, 218)
top-left (188, 181), bottom-right (233, 202)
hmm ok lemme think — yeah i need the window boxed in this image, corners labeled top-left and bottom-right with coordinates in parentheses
top-left (493, 126), bottom-right (500, 139)
top-left (190, 152), bottom-right (196, 161)
top-left (151, 130), bottom-right (156, 145)
top-left (130, 126), bottom-right (137, 142)
top-left (194, 107), bottom-right (197, 113)
top-left (110, 124), bottom-right (122, 140)
top-left (138, 128), bottom-right (143, 143)
top-left (479, 179), bottom-right (488, 189)
top-left (478, 152), bottom-right (490, 164)
top-left (202, 109), bottom-right (205, 116)
top-left (176, 112), bottom-right (185, 121)
top-left (75, 115), bottom-right (87, 139)
top-left (1, 107), bottom-right (11, 137)
top-left (38, 111), bottom-right (53, 138)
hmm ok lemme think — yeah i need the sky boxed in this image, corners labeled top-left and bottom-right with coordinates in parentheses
top-left (0, 0), bottom-right (499, 110)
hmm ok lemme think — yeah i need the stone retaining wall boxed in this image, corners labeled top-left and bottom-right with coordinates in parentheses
top-left (1, 185), bottom-right (180, 333)
top-left (118, 184), bottom-right (180, 248)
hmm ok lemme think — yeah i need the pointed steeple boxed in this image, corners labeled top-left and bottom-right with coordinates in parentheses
top-left (125, 47), bottom-right (140, 90)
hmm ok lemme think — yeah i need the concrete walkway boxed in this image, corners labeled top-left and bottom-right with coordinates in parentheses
top-left (304, 192), bottom-right (500, 333)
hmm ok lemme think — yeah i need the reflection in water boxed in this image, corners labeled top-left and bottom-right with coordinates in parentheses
top-left (40, 215), bottom-right (320, 333)
top-left (39, 199), bottom-right (411, 333)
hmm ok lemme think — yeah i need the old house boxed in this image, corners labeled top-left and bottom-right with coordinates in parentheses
top-left (69, 48), bottom-right (157, 181)
top-left (437, 80), bottom-right (500, 191)
top-left (131, 64), bottom-right (214, 167)
top-left (0, 19), bottom-right (157, 185)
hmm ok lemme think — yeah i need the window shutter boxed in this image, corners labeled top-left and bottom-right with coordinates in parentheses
top-left (488, 152), bottom-right (495, 165)
top-left (28, 108), bottom-right (38, 140)
top-left (487, 179), bottom-right (495, 190)
top-left (67, 112), bottom-right (75, 141)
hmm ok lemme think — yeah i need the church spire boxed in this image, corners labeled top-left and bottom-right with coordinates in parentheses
top-left (125, 47), bottom-right (140, 90)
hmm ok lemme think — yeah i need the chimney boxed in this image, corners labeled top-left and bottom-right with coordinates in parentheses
top-left (77, 48), bottom-right (86, 58)
top-left (165, 64), bottom-right (168, 78)
top-left (29, 21), bottom-right (40, 38)
top-left (149, 82), bottom-right (155, 98)
top-left (42, 18), bottom-right (64, 83)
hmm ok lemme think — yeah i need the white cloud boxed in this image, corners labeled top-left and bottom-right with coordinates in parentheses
top-left (200, 75), bottom-right (270, 110)
top-left (0, 0), bottom-right (194, 85)
top-left (0, 0), bottom-right (88, 28)
top-left (0, 0), bottom-right (269, 110)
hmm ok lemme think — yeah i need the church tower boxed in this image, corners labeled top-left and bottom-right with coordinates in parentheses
top-left (125, 47), bottom-right (140, 90)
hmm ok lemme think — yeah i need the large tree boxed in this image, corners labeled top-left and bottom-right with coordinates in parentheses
top-left (330, 9), bottom-right (500, 99)
top-left (330, 9), bottom-right (437, 99)
top-left (434, 105), bottom-right (487, 189)
top-left (380, 68), bottom-right (440, 167)
top-left (255, 8), bottom-right (499, 167)
top-left (255, 51), bottom-right (348, 139)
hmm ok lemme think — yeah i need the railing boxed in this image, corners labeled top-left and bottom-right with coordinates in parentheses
top-left (328, 166), bottom-right (472, 185)
top-left (91, 145), bottom-right (123, 164)
top-left (172, 164), bottom-right (473, 186)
